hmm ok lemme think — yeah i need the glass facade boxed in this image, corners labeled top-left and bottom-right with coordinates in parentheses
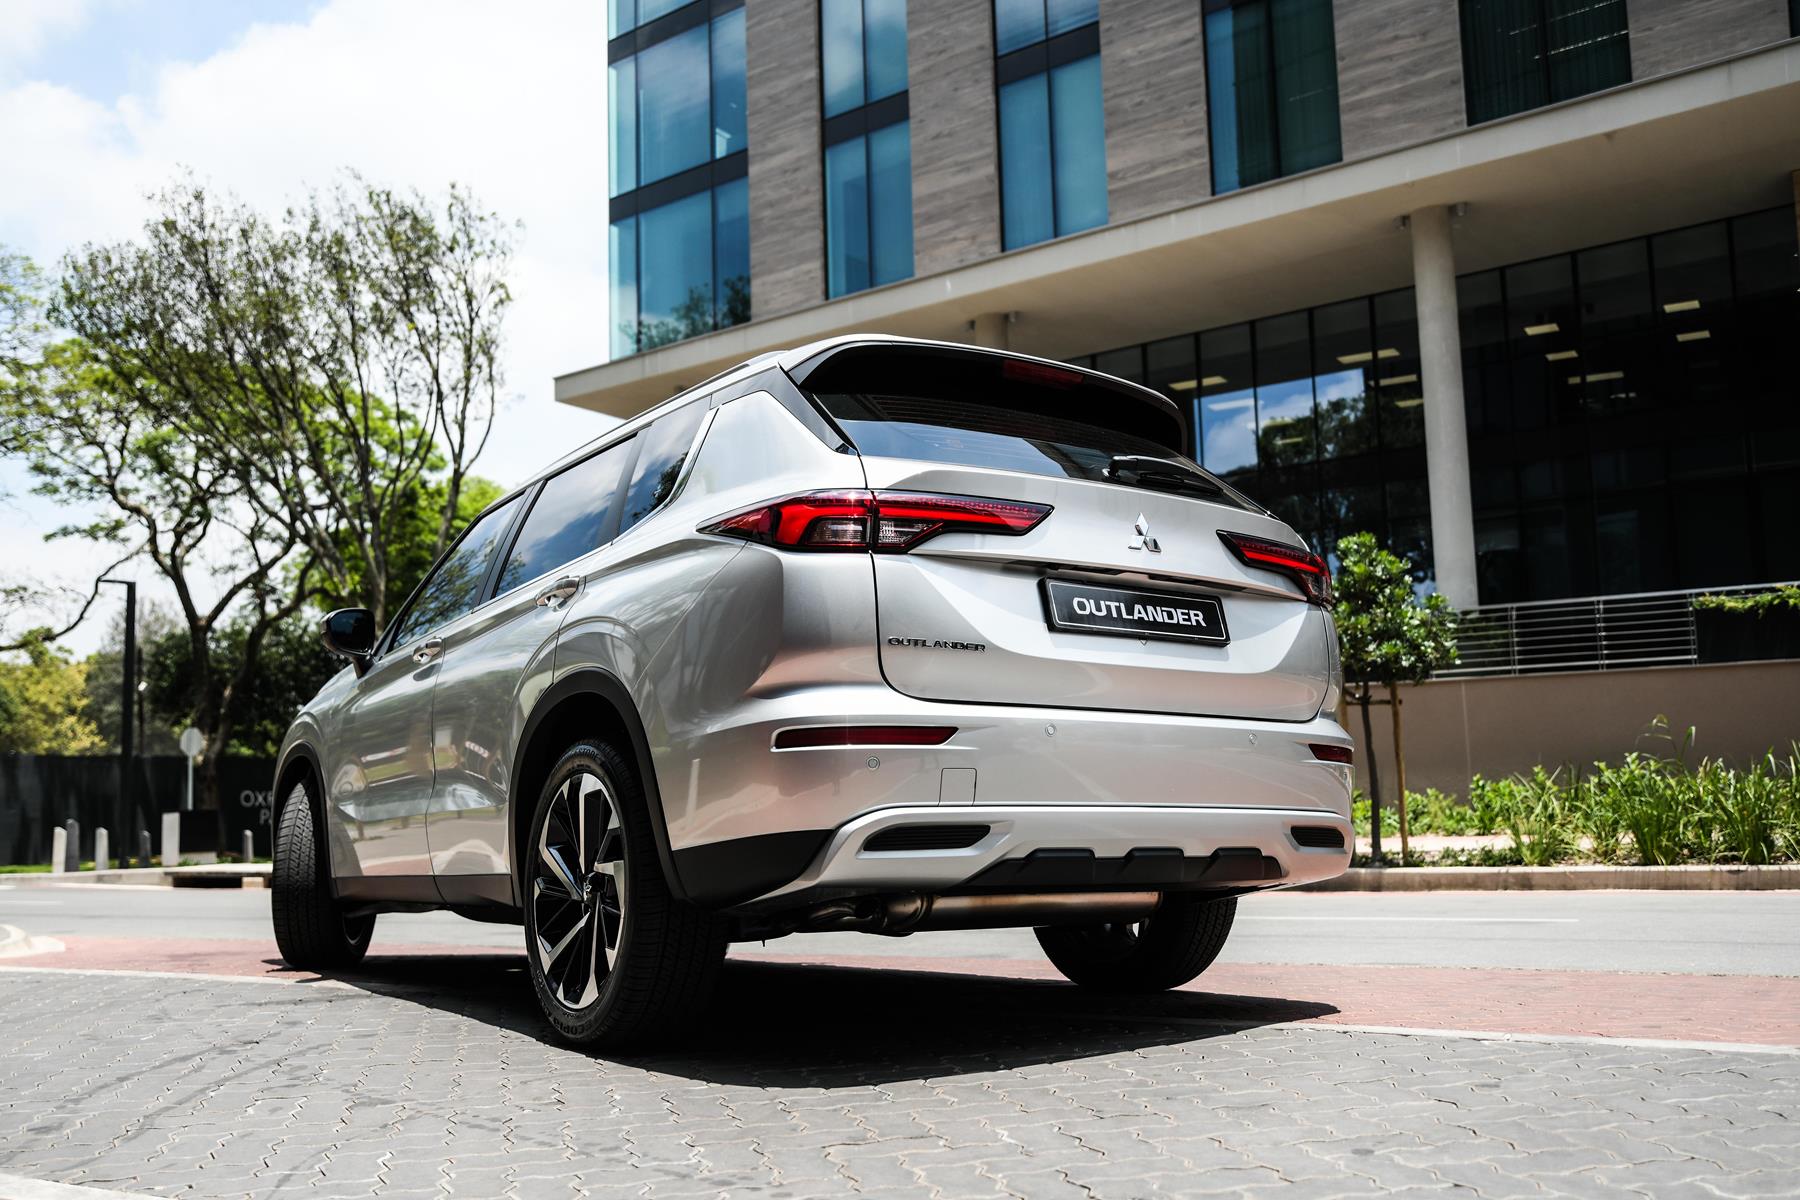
top-left (994, 0), bottom-right (1107, 251)
top-left (609, 1), bottom-right (749, 358)
top-left (1462, 208), bottom-right (1800, 602)
top-left (822, 0), bottom-right (914, 297)
top-left (1078, 207), bottom-right (1800, 604)
top-left (1078, 291), bottom-right (1431, 578)
top-left (1459, 0), bottom-right (1632, 125)
top-left (1202, 0), bottom-right (1343, 194)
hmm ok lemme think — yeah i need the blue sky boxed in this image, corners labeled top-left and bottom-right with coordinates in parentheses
top-left (8, 1), bottom-right (326, 104)
top-left (1, 0), bottom-right (611, 652)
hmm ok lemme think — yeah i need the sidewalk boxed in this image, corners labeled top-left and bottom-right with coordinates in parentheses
top-left (2, 863), bottom-right (269, 889)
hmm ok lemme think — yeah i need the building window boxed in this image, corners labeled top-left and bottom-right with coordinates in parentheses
top-left (822, 0), bottom-right (913, 297)
top-left (994, 0), bottom-right (1107, 251)
top-left (1458, 0), bottom-right (1631, 125)
top-left (608, 1), bottom-right (749, 357)
top-left (1460, 207), bottom-right (1798, 603)
top-left (1086, 288), bottom-right (1431, 578)
top-left (1201, 0), bottom-right (1343, 195)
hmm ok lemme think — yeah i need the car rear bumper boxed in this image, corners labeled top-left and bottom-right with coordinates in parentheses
top-left (760, 803), bottom-right (1353, 901)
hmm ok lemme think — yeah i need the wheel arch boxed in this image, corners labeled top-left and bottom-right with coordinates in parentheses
top-left (509, 668), bottom-right (686, 907)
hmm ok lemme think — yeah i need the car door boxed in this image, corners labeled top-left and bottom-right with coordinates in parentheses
top-left (426, 438), bottom-right (637, 889)
top-left (320, 492), bottom-right (526, 882)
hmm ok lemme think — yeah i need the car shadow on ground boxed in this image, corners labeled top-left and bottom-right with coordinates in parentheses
top-left (293, 951), bottom-right (1338, 1086)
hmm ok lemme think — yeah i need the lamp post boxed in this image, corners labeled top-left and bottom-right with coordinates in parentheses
top-left (98, 578), bottom-right (136, 864)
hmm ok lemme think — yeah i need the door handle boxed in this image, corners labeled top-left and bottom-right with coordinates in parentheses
top-left (412, 636), bottom-right (445, 665)
top-left (536, 576), bottom-right (582, 610)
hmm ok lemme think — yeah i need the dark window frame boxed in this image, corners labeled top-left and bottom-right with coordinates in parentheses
top-left (1457, 0), bottom-right (1632, 126)
top-left (819, 0), bottom-right (914, 298)
top-left (1199, 0), bottom-right (1344, 195)
top-left (992, 17), bottom-right (1102, 251)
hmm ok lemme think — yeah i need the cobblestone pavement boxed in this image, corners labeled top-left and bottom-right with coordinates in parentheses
top-left (3, 956), bottom-right (1797, 1199)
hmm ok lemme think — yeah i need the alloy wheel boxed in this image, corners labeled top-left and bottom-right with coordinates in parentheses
top-left (531, 770), bottom-right (627, 1010)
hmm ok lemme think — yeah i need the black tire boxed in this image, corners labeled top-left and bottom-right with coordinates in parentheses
top-left (271, 775), bottom-right (373, 970)
top-left (524, 740), bottom-right (727, 1050)
top-left (1035, 894), bottom-right (1237, 992)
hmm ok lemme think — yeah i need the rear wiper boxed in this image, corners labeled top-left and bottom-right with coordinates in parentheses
top-left (1104, 455), bottom-right (1224, 498)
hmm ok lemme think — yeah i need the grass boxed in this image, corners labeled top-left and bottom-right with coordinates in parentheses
top-left (1352, 717), bottom-right (1800, 867)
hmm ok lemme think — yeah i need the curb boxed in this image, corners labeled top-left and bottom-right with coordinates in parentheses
top-left (1, 864), bottom-right (269, 890)
top-left (1296, 864), bottom-right (1800, 891)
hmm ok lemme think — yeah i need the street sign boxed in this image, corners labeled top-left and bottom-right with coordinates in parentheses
top-left (179, 727), bottom-right (203, 812)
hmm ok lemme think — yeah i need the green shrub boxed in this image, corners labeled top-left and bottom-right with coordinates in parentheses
top-left (1350, 726), bottom-right (1800, 867)
top-left (1498, 766), bottom-right (1575, 865)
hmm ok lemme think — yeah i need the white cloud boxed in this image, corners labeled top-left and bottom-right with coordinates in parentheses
top-left (0, 0), bottom-right (94, 75)
top-left (0, 0), bottom-right (618, 652)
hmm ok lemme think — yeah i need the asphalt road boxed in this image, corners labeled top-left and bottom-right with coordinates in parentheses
top-left (6, 881), bottom-right (1798, 976)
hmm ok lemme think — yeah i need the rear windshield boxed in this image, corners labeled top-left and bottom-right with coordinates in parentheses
top-left (797, 346), bottom-right (1248, 507)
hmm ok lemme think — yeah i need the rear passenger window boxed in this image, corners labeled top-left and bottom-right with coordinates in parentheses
top-left (619, 403), bottom-right (707, 534)
top-left (496, 439), bottom-right (633, 594)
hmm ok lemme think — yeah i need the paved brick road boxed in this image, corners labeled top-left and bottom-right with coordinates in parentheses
top-left (2, 955), bottom-right (1797, 1199)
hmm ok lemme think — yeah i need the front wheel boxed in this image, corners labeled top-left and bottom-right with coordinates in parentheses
top-left (271, 776), bottom-right (373, 970)
top-left (524, 740), bottom-right (727, 1050)
top-left (1035, 894), bottom-right (1237, 992)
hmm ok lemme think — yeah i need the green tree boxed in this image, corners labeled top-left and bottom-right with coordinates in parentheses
top-left (0, 638), bottom-right (108, 755)
top-left (143, 610), bottom-right (339, 758)
top-left (53, 175), bottom-right (515, 630)
top-left (1332, 531), bottom-right (1459, 863)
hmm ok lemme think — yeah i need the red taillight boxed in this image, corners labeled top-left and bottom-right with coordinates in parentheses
top-left (773, 725), bottom-right (958, 749)
top-left (1309, 743), bottom-right (1353, 765)
top-left (1219, 531), bottom-right (1333, 607)
top-left (702, 490), bottom-right (1051, 552)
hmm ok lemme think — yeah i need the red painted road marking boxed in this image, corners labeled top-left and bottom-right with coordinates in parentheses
top-left (5, 936), bottom-right (1797, 1048)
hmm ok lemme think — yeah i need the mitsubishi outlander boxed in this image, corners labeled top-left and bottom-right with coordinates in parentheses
top-left (271, 336), bottom-right (1354, 1048)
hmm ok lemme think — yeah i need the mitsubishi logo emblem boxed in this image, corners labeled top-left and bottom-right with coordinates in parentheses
top-left (1129, 515), bottom-right (1161, 553)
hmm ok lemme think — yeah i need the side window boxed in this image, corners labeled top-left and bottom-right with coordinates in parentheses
top-left (389, 493), bottom-right (525, 650)
top-left (619, 403), bottom-right (707, 534)
top-left (496, 439), bottom-right (635, 594)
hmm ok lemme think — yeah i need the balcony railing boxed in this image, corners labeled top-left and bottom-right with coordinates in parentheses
top-left (1437, 582), bottom-right (1798, 678)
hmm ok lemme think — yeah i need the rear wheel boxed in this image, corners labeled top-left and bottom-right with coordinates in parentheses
top-left (271, 776), bottom-right (373, 970)
top-left (524, 740), bottom-right (727, 1049)
top-left (1035, 894), bottom-right (1236, 992)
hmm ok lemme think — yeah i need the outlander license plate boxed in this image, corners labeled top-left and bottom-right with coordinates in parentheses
top-left (1041, 579), bottom-right (1230, 645)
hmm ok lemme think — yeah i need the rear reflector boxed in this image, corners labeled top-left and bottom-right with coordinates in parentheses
top-left (704, 490), bottom-right (1050, 552)
top-left (774, 725), bottom-right (958, 749)
top-left (1219, 531), bottom-right (1333, 606)
top-left (1309, 743), bottom-right (1353, 764)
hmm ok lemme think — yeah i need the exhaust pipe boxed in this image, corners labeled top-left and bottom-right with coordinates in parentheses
top-left (801, 891), bottom-right (1161, 935)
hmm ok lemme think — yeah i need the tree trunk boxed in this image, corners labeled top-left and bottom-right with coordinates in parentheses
top-left (1387, 681), bottom-right (1409, 865)
top-left (1358, 686), bottom-right (1382, 865)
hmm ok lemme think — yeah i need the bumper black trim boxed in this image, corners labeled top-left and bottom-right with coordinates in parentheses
top-left (955, 846), bottom-right (1284, 892)
top-left (674, 829), bottom-right (833, 908)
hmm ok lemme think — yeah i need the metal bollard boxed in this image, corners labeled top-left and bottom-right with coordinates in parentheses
top-left (241, 830), bottom-right (255, 863)
top-left (138, 829), bottom-right (152, 868)
top-left (95, 828), bottom-right (110, 872)
top-left (51, 827), bottom-right (67, 874)
top-left (63, 819), bottom-right (80, 872)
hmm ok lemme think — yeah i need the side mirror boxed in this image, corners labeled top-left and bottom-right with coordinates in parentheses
top-left (321, 608), bottom-right (377, 676)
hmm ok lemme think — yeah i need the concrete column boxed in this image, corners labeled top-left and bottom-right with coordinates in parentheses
top-left (1408, 204), bottom-right (1480, 609)
top-left (968, 312), bottom-right (1011, 350)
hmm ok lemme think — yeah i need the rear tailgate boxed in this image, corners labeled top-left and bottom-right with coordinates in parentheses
top-left (861, 459), bottom-right (1331, 720)
top-left (790, 341), bottom-right (1333, 722)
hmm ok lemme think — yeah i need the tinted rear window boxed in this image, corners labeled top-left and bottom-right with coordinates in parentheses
top-left (799, 346), bottom-right (1243, 504)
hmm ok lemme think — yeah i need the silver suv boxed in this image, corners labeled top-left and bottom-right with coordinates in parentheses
top-left (272, 336), bottom-right (1353, 1048)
